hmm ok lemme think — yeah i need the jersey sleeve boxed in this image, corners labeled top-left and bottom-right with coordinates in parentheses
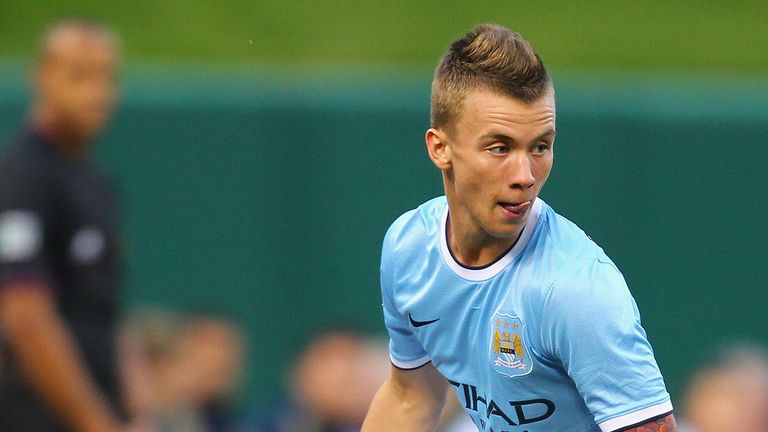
top-left (0, 162), bottom-right (53, 291)
top-left (380, 225), bottom-right (430, 369)
top-left (540, 260), bottom-right (672, 431)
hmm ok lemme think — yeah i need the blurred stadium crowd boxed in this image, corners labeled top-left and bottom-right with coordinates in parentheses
top-left (1, 18), bottom-right (766, 432)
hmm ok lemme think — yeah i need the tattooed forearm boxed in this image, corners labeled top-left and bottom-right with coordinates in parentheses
top-left (620, 414), bottom-right (677, 432)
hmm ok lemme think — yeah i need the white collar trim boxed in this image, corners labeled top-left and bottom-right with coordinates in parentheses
top-left (439, 198), bottom-right (543, 281)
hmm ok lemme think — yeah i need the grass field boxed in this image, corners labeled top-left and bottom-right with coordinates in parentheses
top-left (1, 0), bottom-right (767, 75)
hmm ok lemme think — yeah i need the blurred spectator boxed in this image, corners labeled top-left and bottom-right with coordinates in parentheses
top-left (0, 20), bottom-right (148, 432)
top-left (252, 328), bottom-right (475, 432)
top-left (291, 330), bottom-right (389, 431)
top-left (121, 309), bottom-right (245, 432)
top-left (679, 344), bottom-right (768, 432)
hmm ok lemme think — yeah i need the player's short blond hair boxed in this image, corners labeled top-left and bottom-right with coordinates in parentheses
top-left (430, 24), bottom-right (552, 131)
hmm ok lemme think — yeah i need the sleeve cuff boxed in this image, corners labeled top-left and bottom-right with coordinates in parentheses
top-left (389, 353), bottom-right (431, 370)
top-left (598, 399), bottom-right (673, 432)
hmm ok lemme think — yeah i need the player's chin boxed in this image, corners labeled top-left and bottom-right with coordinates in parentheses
top-left (486, 220), bottom-right (526, 239)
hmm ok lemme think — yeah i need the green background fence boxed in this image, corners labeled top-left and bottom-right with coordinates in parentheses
top-left (1, 65), bottom-right (766, 412)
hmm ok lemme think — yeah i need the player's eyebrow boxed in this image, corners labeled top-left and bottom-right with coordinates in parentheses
top-left (481, 128), bottom-right (555, 143)
top-left (533, 129), bottom-right (556, 142)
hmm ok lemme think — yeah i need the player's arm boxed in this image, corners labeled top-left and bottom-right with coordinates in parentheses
top-left (362, 362), bottom-right (449, 432)
top-left (618, 413), bottom-right (677, 431)
top-left (0, 283), bottom-right (123, 432)
top-left (541, 262), bottom-right (675, 432)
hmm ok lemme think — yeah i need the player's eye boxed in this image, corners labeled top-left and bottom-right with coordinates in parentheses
top-left (488, 145), bottom-right (508, 155)
top-left (532, 143), bottom-right (550, 155)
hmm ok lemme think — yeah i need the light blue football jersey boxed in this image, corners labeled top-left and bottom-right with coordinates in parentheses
top-left (381, 196), bottom-right (672, 432)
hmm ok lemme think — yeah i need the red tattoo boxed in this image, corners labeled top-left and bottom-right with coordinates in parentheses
top-left (621, 414), bottom-right (677, 432)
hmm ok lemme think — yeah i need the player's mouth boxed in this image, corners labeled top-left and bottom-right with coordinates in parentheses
top-left (498, 201), bottom-right (531, 220)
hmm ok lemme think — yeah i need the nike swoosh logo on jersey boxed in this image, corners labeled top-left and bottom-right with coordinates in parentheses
top-left (408, 313), bottom-right (440, 327)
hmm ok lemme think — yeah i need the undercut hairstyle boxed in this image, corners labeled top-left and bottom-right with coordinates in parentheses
top-left (430, 24), bottom-right (552, 130)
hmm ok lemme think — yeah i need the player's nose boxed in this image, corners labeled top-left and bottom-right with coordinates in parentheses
top-left (506, 153), bottom-right (535, 190)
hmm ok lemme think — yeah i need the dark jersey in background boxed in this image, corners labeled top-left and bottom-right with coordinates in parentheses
top-left (0, 127), bottom-right (123, 431)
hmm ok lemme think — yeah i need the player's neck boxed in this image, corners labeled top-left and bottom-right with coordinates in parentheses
top-left (446, 209), bottom-right (523, 268)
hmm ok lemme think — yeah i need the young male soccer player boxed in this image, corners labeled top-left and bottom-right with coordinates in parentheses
top-left (362, 24), bottom-right (676, 432)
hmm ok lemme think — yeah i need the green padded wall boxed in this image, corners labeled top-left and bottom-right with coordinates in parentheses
top-left (1, 65), bottom-right (766, 411)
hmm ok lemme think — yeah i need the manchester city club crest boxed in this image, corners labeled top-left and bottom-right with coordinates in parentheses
top-left (489, 312), bottom-right (532, 378)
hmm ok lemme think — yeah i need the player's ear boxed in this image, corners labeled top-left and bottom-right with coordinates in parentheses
top-left (426, 127), bottom-right (452, 170)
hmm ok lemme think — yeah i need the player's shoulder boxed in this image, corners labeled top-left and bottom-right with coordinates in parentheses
top-left (535, 201), bottom-right (627, 295)
top-left (383, 195), bottom-right (446, 251)
top-left (537, 201), bottom-right (615, 270)
top-left (0, 129), bottom-right (55, 181)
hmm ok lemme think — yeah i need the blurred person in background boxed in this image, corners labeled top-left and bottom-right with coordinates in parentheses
top-left (678, 345), bottom-right (768, 432)
top-left (253, 328), bottom-right (475, 432)
top-left (0, 20), bottom-right (148, 432)
top-left (288, 330), bottom-right (390, 432)
top-left (121, 309), bottom-right (245, 432)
